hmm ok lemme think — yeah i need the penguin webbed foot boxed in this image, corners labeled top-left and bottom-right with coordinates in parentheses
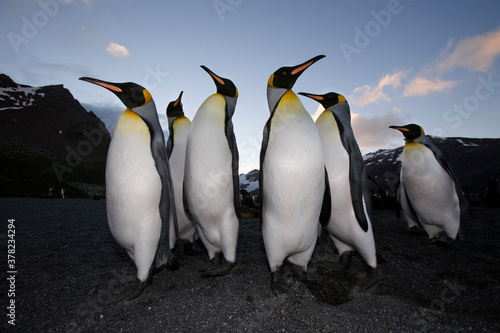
top-left (153, 244), bottom-right (178, 272)
top-left (271, 268), bottom-right (289, 296)
top-left (291, 264), bottom-right (326, 300)
top-left (166, 257), bottom-right (180, 271)
top-left (200, 253), bottom-right (234, 278)
top-left (322, 251), bottom-right (353, 272)
top-left (183, 240), bottom-right (207, 256)
top-left (430, 233), bottom-right (456, 248)
top-left (355, 265), bottom-right (379, 291)
top-left (107, 278), bottom-right (148, 305)
top-left (408, 226), bottom-right (422, 234)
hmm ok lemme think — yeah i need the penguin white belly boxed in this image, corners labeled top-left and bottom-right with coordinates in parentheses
top-left (105, 111), bottom-right (162, 280)
top-left (262, 93), bottom-right (325, 270)
top-left (316, 113), bottom-right (376, 266)
top-left (185, 94), bottom-right (238, 257)
top-left (401, 143), bottom-right (460, 238)
top-left (169, 119), bottom-right (196, 242)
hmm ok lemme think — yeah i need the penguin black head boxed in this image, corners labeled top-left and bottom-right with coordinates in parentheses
top-left (298, 91), bottom-right (346, 109)
top-left (389, 124), bottom-right (425, 142)
top-left (79, 77), bottom-right (152, 109)
top-left (268, 55), bottom-right (325, 90)
top-left (166, 91), bottom-right (184, 118)
top-left (201, 66), bottom-right (238, 98)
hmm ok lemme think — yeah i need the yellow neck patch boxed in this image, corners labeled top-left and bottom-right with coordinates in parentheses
top-left (267, 74), bottom-right (275, 88)
top-left (276, 90), bottom-right (305, 115)
top-left (113, 109), bottom-right (149, 135)
top-left (143, 89), bottom-right (152, 105)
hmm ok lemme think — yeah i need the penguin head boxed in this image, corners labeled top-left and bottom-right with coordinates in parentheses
top-left (389, 124), bottom-right (425, 142)
top-left (268, 55), bottom-right (325, 90)
top-left (79, 77), bottom-right (152, 110)
top-left (201, 66), bottom-right (238, 98)
top-left (166, 91), bottom-right (184, 118)
top-left (298, 91), bottom-right (347, 109)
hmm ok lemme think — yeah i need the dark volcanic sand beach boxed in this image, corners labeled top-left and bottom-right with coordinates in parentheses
top-left (1, 198), bottom-right (499, 332)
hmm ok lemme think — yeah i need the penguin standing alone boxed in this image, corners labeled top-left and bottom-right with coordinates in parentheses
top-left (299, 91), bottom-right (378, 288)
top-left (390, 124), bottom-right (470, 242)
top-left (80, 77), bottom-right (178, 303)
top-left (183, 66), bottom-right (240, 277)
top-left (260, 55), bottom-right (328, 295)
top-left (166, 91), bottom-right (200, 254)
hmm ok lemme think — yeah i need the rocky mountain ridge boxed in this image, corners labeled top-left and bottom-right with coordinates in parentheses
top-left (0, 74), bottom-right (111, 197)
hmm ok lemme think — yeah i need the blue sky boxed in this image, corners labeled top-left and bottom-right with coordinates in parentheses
top-left (1, 0), bottom-right (499, 173)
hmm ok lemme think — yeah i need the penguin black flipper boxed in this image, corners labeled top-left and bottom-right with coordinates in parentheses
top-left (225, 116), bottom-right (241, 218)
top-left (402, 183), bottom-right (421, 225)
top-left (421, 140), bottom-right (473, 217)
top-left (183, 179), bottom-right (193, 219)
top-left (153, 145), bottom-right (179, 269)
top-left (334, 113), bottom-right (369, 232)
top-left (395, 178), bottom-right (401, 219)
top-left (319, 167), bottom-right (331, 227)
top-left (166, 126), bottom-right (174, 159)
top-left (347, 141), bottom-right (369, 232)
top-left (259, 116), bottom-right (272, 227)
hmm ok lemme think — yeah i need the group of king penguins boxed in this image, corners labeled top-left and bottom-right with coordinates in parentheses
top-left (79, 55), bottom-right (469, 303)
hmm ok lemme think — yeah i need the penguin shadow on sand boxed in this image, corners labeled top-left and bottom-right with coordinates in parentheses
top-left (308, 227), bottom-right (387, 306)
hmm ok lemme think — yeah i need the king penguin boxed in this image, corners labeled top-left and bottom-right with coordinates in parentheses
top-left (299, 91), bottom-right (378, 288)
top-left (183, 66), bottom-right (240, 277)
top-left (390, 124), bottom-right (470, 242)
top-left (79, 77), bottom-right (178, 303)
top-left (260, 55), bottom-right (327, 295)
top-left (166, 91), bottom-right (200, 254)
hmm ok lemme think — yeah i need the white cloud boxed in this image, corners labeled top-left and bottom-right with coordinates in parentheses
top-left (349, 71), bottom-right (406, 107)
top-left (435, 26), bottom-right (500, 73)
top-left (401, 26), bottom-right (500, 98)
top-left (351, 108), bottom-right (409, 152)
top-left (106, 42), bottom-right (129, 58)
top-left (403, 77), bottom-right (459, 97)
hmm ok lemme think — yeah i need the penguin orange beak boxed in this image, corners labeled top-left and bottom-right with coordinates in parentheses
top-left (79, 77), bottom-right (123, 93)
top-left (291, 55), bottom-right (326, 76)
top-left (173, 91), bottom-right (183, 107)
top-left (298, 92), bottom-right (324, 101)
top-left (201, 66), bottom-right (225, 86)
top-left (389, 125), bottom-right (410, 132)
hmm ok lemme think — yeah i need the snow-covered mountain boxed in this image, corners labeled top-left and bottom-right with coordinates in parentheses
top-left (239, 169), bottom-right (259, 195)
top-left (0, 74), bottom-right (111, 197)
